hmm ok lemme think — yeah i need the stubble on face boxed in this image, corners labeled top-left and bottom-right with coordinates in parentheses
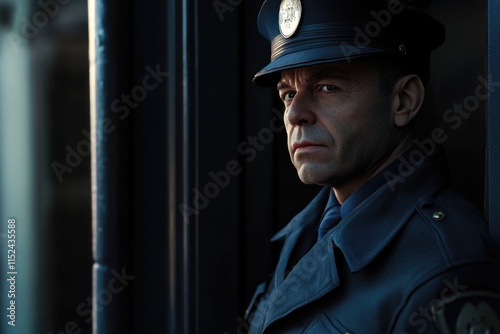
top-left (279, 59), bottom-right (398, 196)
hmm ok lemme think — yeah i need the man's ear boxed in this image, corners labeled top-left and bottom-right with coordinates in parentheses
top-left (390, 74), bottom-right (425, 127)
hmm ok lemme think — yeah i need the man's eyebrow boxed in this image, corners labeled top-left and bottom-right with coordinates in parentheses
top-left (277, 70), bottom-right (349, 89)
top-left (304, 70), bottom-right (348, 84)
top-left (277, 81), bottom-right (291, 90)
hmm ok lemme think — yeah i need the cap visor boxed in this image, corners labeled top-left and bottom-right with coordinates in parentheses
top-left (253, 45), bottom-right (386, 86)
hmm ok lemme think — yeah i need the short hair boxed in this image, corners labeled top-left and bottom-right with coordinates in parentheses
top-left (376, 54), bottom-right (431, 95)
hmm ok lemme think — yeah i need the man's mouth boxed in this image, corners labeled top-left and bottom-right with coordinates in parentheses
top-left (292, 141), bottom-right (325, 152)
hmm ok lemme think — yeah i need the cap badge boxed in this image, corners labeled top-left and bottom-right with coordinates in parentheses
top-left (278, 0), bottom-right (302, 39)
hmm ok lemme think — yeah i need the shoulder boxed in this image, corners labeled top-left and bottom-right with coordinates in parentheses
top-left (391, 185), bottom-right (500, 333)
top-left (408, 185), bottom-right (494, 266)
top-left (391, 261), bottom-right (500, 333)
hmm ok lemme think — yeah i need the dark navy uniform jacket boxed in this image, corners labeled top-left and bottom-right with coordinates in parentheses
top-left (245, 149), bottom-right (500, 333)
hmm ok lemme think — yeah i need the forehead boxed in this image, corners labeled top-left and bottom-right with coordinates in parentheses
top-left (278, 59), bottom-right (380, 87)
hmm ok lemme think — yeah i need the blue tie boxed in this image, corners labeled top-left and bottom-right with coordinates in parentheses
top-left (317, 203), bottom-right (342, 240)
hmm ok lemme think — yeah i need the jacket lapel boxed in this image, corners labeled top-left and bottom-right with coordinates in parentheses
top-left (270, 187), bottom-right (329, 287)
top-left (264, 188), bottom-right (337, 328)
top-left (263, 236), bottom-right (340, 329)
top-left (262, 152), bottom-right (452, 330)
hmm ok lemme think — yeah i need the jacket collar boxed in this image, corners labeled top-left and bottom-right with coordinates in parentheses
top-left (263, 150), bottom-right (452, 329)
top-left (332, 151), bottom-right (451, 272)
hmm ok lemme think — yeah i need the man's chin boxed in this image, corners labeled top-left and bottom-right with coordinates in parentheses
top-left (296, 169), bottom-right (334, 186)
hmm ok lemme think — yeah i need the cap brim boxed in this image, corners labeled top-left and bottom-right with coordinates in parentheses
top-left (253, 46), bottom-right (386, 86)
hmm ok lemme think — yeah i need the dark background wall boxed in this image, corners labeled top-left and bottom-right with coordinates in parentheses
top-left (0, 0), bottom-right (492, 333)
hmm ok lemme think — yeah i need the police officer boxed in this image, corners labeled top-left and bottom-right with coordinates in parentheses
top-left (245, 0), bottom-right (500, 333)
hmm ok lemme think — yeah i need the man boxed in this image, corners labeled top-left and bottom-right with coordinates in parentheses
top-left (244, 0), bottom-right (500, 333)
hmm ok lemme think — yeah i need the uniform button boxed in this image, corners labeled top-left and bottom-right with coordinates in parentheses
top-left (399, 44), bottom-right (407, 55)
top-left (432, 211), bottom-right (446, 221)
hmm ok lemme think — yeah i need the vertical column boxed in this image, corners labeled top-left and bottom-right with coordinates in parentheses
top-left (488, 0), bottom-right (500, 245)
top-left (89, 0), bottom-right (134, 333)
top-left (165, 0), bottom-right (197, 332)
top-left (90, 0), bottom-right (191, 332)
top-left (488, 0), bottom-right (500, 249)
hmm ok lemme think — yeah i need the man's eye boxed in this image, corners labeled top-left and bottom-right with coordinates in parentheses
top-left (320, 85), bottom-right (337, 92)
top-left (283, 91), bottom-right (296, 101)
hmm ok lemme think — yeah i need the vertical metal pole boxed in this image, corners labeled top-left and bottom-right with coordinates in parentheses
top-left (182, 0), bottom-right (199, 333)
top-left (488, 0), bottom-right (500, 249)
top-left (90, 0), bottom-right (195, 331)
top-left (166, 0), bottom-right (198, 332)
top-left (166, 1), bottom-right (181, 332)
top-left (89, 0), bottom-right (134, 332)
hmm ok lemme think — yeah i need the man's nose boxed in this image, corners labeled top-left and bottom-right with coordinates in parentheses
top-left (285, 92), bottom-right (317, 126)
